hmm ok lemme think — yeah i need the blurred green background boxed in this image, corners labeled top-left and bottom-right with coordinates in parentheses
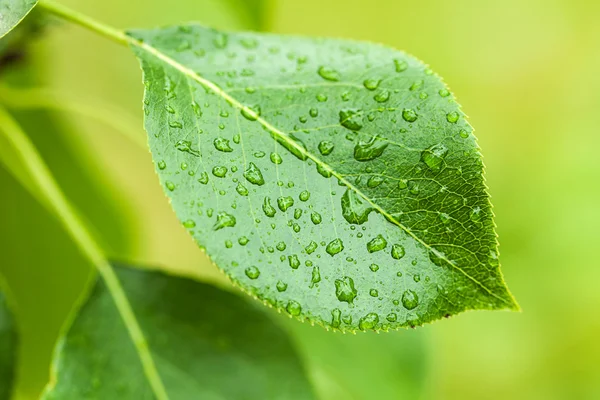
top-left (1, 0), bottom-right (599, 399)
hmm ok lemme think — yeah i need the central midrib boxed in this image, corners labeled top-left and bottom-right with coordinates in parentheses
top-left (130, 36), bottom-right (509, 306)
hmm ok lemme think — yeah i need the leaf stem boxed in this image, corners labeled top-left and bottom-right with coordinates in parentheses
top-left (38, 0), bottom-right (133, 47)
top-left (0, 105), bottom-right (169, 400)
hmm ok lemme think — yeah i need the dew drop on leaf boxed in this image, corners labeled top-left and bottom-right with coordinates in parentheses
top-left (358, 313), bottom-right (379, 330)
top-left (317, 66), bottom-right (340, 81)
top-left (334, 276), bottom-right (357, 304)
top-left (391, 244), bottom-right (405, 259)
top-left (401, 289), bottom-right (419, 310)
top-left (341, 189), bottom-right (374, 225)
top-left (366, 234), bottom-right (388, 253)
top-left (245, 266), bottom-right (260, 280)
top-left (213, 212), bottom-right (236, 230)
top-left (354, 136), bottom-right (388, 161)
top-left (421, 143), bottom-right (448, 172)
top-left (243, 162), bottom-right (265, 185)
top-left (326, 238), bottom-right (344, 256)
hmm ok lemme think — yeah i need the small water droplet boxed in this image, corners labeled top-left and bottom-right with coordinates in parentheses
top-left (410, 80), bottom-right (423, 91)
top-left (317, 66), bottom-right (340, 81)
top-left (402, 108), bottom-right (418, 122)
top-left (459, 129), bottom-right (469, 138)
top-left (157, 161), bottom-right (166, 170)
top-left (277, 196), bottom-right (294, 212)
top-left (310, 211), bottom-right (322, 225)
top-left (270, 152), bottom-right (283, 164)
top-left (175, 140), bottom-right (200, 157)
top-left (236, 183), bottom-right (249, 196)
top-left (299, 190), bottom-right (310, 202)
top-left (213, 212), bottom-right (236, 230)
top-left (169, 121), bottom-right (183, 129)
top-left (354, 136), bottom-right (388, 162)
top-left (244, 162), bottom-right (265, 185)
top-left (359, 313), bottom-right (379, 331)
top-left (391, 244), bottom-right (405, 259)
top-left (316, 94), bottom-right (328, 102)
top-left (413, 274), bottom-right (421, 283)
top-left (374, 89), bottom-right (390, 103)
top-left (245, 266), bottom-right (260, 279)
top-left (212, 166), bottom-right (228, 177)
top-left (335, 276), bottom-right (357, 304)
top-left (326, 238), bottom-right (344, 256)
top-left (341, 189), bottom-right (373, 225)
top-left (288, 254), bottom-right (300, 269)
top-left (331, 308), bottom-right (342, 328)
top-left (401, 290), bottom-right (419, 310)
top-left (367, 234), bottom-right (388, 253)
top-left (263, 197), bottom-right (276, 217)
top-left (198, 172), bottom-right (209, 184)
top-left (369, 289), bottom-right (379, 297)
top-left (276, 241), bottom-right (287, 251)
top-left (238, 236), bottom-right (249, 245)
top-left (241, 105), bottom-right (261, 121)
top-left (339, 108), bottom-right (363, 131)
top-left (305, 241), bottom-right (318, 254)
top-left (183, 220), bottom-right (196, 228)
top-left (446, 111), bottom-right (460, 123)
top-left (318, 141), bottom-right (335, 156)
top-left (386, 313), bottom-right (397, 322)
top-left (369, 263), bottom-right (379, 272)
top-left (421, 143), bottom-right (448, 172)
top-left (214, 137), bottom-right (233, 152)
top-left (439, 89), bottom-right (450, 97)
top-left (363, 79), bottom-right (380, 90)
top-left (294, 208), bottom-right (303, 219)
top-left (309, 108), bottom-right (319, 118)
top-left (367, 176), bottom-right (384, 188)
top-left (310, 267), bottom-right (321, 286)
top-left (165, 181), bottom-right (175, 191)
top-left (394, 59), bottom-right (408, 72)
top-left (276, 280), bottom-right (288, 292)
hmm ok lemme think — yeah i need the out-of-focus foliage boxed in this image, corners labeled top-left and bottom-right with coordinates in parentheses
top-left (43, 265), bottom-right (315, 400)
top-left (0, 283), bottom-right (18, 399)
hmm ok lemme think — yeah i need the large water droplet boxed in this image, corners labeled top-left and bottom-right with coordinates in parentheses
top-left (317, 66), bottom-right (340, 81)
top-left (276, 281), bottom-right (288, 292)
top-left (277, 196), bottom-right (294, 212)
top-left (391, 244), bottom-right (405, 259)
top-left (326, 238), bottom-right (344, 256)
top-left (286, 300), bottom-right (302, 316)
top-left (311, 212), bottom-right (322, 225)
top-left (212, 166), bottom-right (227, 178)
top-left (402, 108), bottom-right (418, 123)
top-left (367, 234), bottom-right (388, 253)
top-left (198, 172), bottom-right (209, 185)
top-left (213, 212), bottom-right (236, 230)
top-left (341, 189), bottom-right (374, 225)
top-left (244, 162), bottom-right (265, 185)
top-left (245, 266), bottom-right (260, 280)
top-left (175, 140), bottom-right (200, 157)
top-left (354, 136), bottom-right (388, 161)
top-left (335, 276), bottom-right (357, 303)
top-left (446, 111), bottom-right (460, 123)
top-left (421, 143), bottom-right (448, 172)
top-left (214, 137), bottom-right (233, 152)
top-left (299, 190), bottom-right (311, 202)
top-left (270, 152), bottom-right (282, 164)
top-left (318, 141), bottom-right (335, 156)
top-left (288, 254), bottom-right (300, 269)
top-left (358, 313), bottom-right (379, 330)
top-left (339, 109), bottom-right (363, 131)
top-left (262, 197), bottom-right (276, 217)
top-left (305, 241), bottom-right (318, 254)
top-left (236, 183), bottom-right (249, 196)
top-left (401, 289), bottom-right (419, 310)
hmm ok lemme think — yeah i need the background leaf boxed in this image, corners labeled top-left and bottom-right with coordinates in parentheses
top-left (130, 25), bottom-right (516, 332)
top-left (0, 282), bottom-right (18, 400)
top-left (43, 265), bottom-right (315, 399)
top-left (0, 0), bottom-right (36, 39)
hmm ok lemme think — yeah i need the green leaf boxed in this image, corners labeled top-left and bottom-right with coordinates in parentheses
top-left (43, 265), bottom-right (315, 399)
top-left (0, 283), bottom-right (18, 399)
top-left (0, 0), bottom-right (37, 39)
top-left (128, 25), bottom-right (518, 332)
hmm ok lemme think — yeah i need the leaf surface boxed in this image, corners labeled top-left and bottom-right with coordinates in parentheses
top-left (43, 265), bottom-right (315, 399)
top-left (0, 284), bottom-right (18, 399)
top-left (128, 25), bottom-right (518, 331)
top-left (0, 0), bottom-right (36, 39)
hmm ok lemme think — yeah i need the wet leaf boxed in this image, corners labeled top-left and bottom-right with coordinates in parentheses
top-left (128, 25), bottom-right (518, 332)
top-left (43, 265), bottom-right (315, 399)
top-left (0, 0), bottom-right (37, 39)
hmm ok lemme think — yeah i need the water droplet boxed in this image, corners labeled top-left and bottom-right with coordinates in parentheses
top-left (369, 289), bottom-right (379, 297)
top-left (401, 290), bottom-right (419, 310)
top-left (225, 240), bottom-right (233, 248)
top-left (439, 212), bottom-right (450, 224)
top-left (169, 121), bottom-right (183, 129)
top-left (421, 143), bottom-right (448, 172)
top-left (276, 241), bottom-right (287, 251)
top-left (367, 176), bottom-right (384, 188)
top-left (310, 267), bottom-right (321, 286)
top-left (236, 183), bottom-right (249, 196)
top-left (157, 160), bottom-right (166, 170)
top-left (244, 162), bottom-right (265, 185)
top-left (359, 313), bottom-right (379, 330)
top-left (318, 141), bottom-right (335, 156)
top-left (288, 254), bottom-right (300, 269)
top-left (294, 208), bottom-right (303, 219)
top-left (214, 137), bottom-right (233, 152)
top-left (363, 79), bottom-right (380, 90)
top-left (391, 244), bottom-right (405, 259)
top-left (366, 234), bottom-right (388, 253)
top-left (339, 108), bottom-right (363, 131)
top-left (331, 308), bottom-right (342, 328)
top-left (299, 190), bottom-right (311, 202)
top-left (175, 140), bottom-right (200, 157)
top-left (394, 59), bottom-right (408, 72)
top-left (316, 94), bottom-right (328, 102)
top-left (276, 281), bottom-right (288, 292)
top-left (183, 220), bottom-right (196, 228)
top-left (245, 266), bottom-right (260, 279)
top-left (165, 181), bottom-right (175, 191)
top-left (386, 313), bottom-right (397, 322)
top-left (270, 152), bottom-right (283, 164)
top-left (413, 274), bottom-right (421, 283)
top-left (317, 66), bottom-right (340, 81)
top-left (374, 89), bottom-right (390, 103)
top-left (446, 111), bottom-right (460, 123)
top-left (470, 206), bottom-right (482, 223)
top-left (316, 163), bottom-right (332, 178)
top-left (335, 276), bottom-right (357, 303)
top-left (402, 108), bottom-right (418, 122)
top-left (310, 212), bottom-right (322, 225)
top-left (410, 80), bottom-right (423, 91)
top-left (262, 197), bottom-right (276, 217)
top-left (305, 241), bottom-right (318, 254)
top-left (198, 172), bottom-right (209, 184)
top-left (285, 300), bottom-right (301, 316)
top-left (212, 166), bottom-right (228, 177)
top-left (326, 238), bottom-right (344, 256)
top-left (341, 189), bottom-right (373, 224)
top-left (213, 212), bottom-right (236, 230)
top-left (241, 104), bottom-right (261, 121)
top-left (238, 236), bottom-right (249, 245)
top-left (459, 129), bottom-right (469, 138)
top-left (439, 89), bottom-right (450, 97)
top-left (354, 136), bottom-right (388, 161)
top-left (274, 133), bottom-right (308, 161)
top-left (277, 196), bottom-right (294, 212)
top-left (369, 263), bottom-right (379, 272)
top-left (398, 179), bottom-right (408, 189)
